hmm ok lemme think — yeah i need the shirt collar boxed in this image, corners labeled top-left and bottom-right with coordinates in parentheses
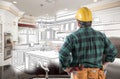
top-left (78, 26), bottom-right (92, 30)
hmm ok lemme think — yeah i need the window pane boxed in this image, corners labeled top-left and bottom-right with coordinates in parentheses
top-left (47, 31), bottom-right (50, 39)
top-left (18, 35), bottom-right (27, 44)
top-left (29, 35), bottom-right (37, 43)
top-left (61, 24), bottom-right (64, 31)
top-left (71, 23), bottom-right (75, 31)
top-left (66, 24), bottom-right (69, 31)
top-left (39, 32), bottom-right (41, 41)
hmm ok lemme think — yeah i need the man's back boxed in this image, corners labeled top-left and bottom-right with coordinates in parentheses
top-left (59, 27), bottom-right (117, 69)
top-left (67, 27), bottom-right (105, 68)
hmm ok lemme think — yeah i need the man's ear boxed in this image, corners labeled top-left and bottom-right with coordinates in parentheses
top-left (77, 21), bottom-right (81, 27)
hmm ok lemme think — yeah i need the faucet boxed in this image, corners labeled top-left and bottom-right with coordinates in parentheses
top-left (39, 62), bottom-right (49, 79)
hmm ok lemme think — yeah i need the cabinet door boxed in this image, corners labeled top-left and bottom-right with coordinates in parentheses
top-left (0, 66), bottom-right (2, 79)
top-left (0, 24), bottom-right (3, 53)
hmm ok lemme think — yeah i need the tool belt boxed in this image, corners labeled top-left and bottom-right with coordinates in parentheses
top-left (69, 67), bottom-right (106, 79)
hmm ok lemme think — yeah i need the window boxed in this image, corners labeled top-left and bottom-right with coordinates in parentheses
top-left (29, 35), bottom-right (37, 43)
top-left (18, 35), bottom-right (27, 44)
top-left (65, 23), bottom-right (69, 31)
top-left (39, 32), bottom-right (41, 41)
top-left (71, 22), bottom-right (75, 31)
top-left (47, 31), bottom-right (50, 39)
top-left (18, 28), bottom-right (38, 44)
top-left (61, 24), bottom-right (64, 31)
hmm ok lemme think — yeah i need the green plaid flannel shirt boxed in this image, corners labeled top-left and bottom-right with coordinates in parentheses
top-left (59, 27), bottom-right (117, 69)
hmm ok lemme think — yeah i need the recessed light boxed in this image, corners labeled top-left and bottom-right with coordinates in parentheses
top-left (46, 14), bottom-right (49, 16)
top-left (64, 8), bottom-right (68, 10)
top-left (46, 0), bottom-right (55, 3)
top-left (13, 1), bottom-right (17, 4)
top-left (93, 0), bottom-right (98, 2)
top-left (40, 4), bottom-right (44, 7)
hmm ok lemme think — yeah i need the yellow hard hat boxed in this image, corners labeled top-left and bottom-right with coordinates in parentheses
top-left (75, 7), bottom-right (92, 22)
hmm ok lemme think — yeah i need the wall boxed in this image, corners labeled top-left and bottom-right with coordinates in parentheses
top-left (0, 12), bottom-right (3, 66)
top-left (2, 9), bottom-right (19, 41)
top-left (0, 1), bottom-right (23, 66)
top-left (92, 7), bottom-right (120, 37)
top-left (0, 9), bottom-right (18, 66)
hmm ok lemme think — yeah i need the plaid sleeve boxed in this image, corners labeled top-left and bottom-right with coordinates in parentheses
top-left (59, 36), bottom-right (73, 69)
top-left (103, 34), bottom-right (117, 62)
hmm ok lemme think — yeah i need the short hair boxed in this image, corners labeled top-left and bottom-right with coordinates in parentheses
top-left (77, 20), bottom-right (92, 27)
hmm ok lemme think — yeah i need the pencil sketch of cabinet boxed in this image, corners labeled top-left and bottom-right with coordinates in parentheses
top-left (0, 24), bottom-right (3, 53)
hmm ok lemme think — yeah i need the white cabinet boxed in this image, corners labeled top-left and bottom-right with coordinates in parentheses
top-left (0, 24), bottom-right (3, 53)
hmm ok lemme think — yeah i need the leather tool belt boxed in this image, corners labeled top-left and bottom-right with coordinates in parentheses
top-left (69, 66), bottom-right (106, 79)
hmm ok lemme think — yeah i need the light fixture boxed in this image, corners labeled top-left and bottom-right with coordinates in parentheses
top-left (13, 1), bottom-right (17, 4)
top-left (93, 0), bottom-right (98, 2)
top-left (46, 14), bottom-right (49, 16)
top-left (46, 0), bottom-right (55, 3)
top-left (64, 8), bottom-right (68, 11)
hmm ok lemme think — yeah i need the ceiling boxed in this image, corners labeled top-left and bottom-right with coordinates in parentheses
top-left (3, 0), bottom-right (102, 17)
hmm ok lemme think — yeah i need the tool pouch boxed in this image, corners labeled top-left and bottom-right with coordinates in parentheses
top-left (98, 69), bottom-right (106, 79)
top-left (71, 69), bottom-right (87, 79)
top-left (88, 68), bottom-right (99, 79)
top-left (71, 68), bottom-right (106, 79)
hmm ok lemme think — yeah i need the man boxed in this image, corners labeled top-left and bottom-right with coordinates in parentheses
top-left (59, 7), bottom-right (117, 79)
